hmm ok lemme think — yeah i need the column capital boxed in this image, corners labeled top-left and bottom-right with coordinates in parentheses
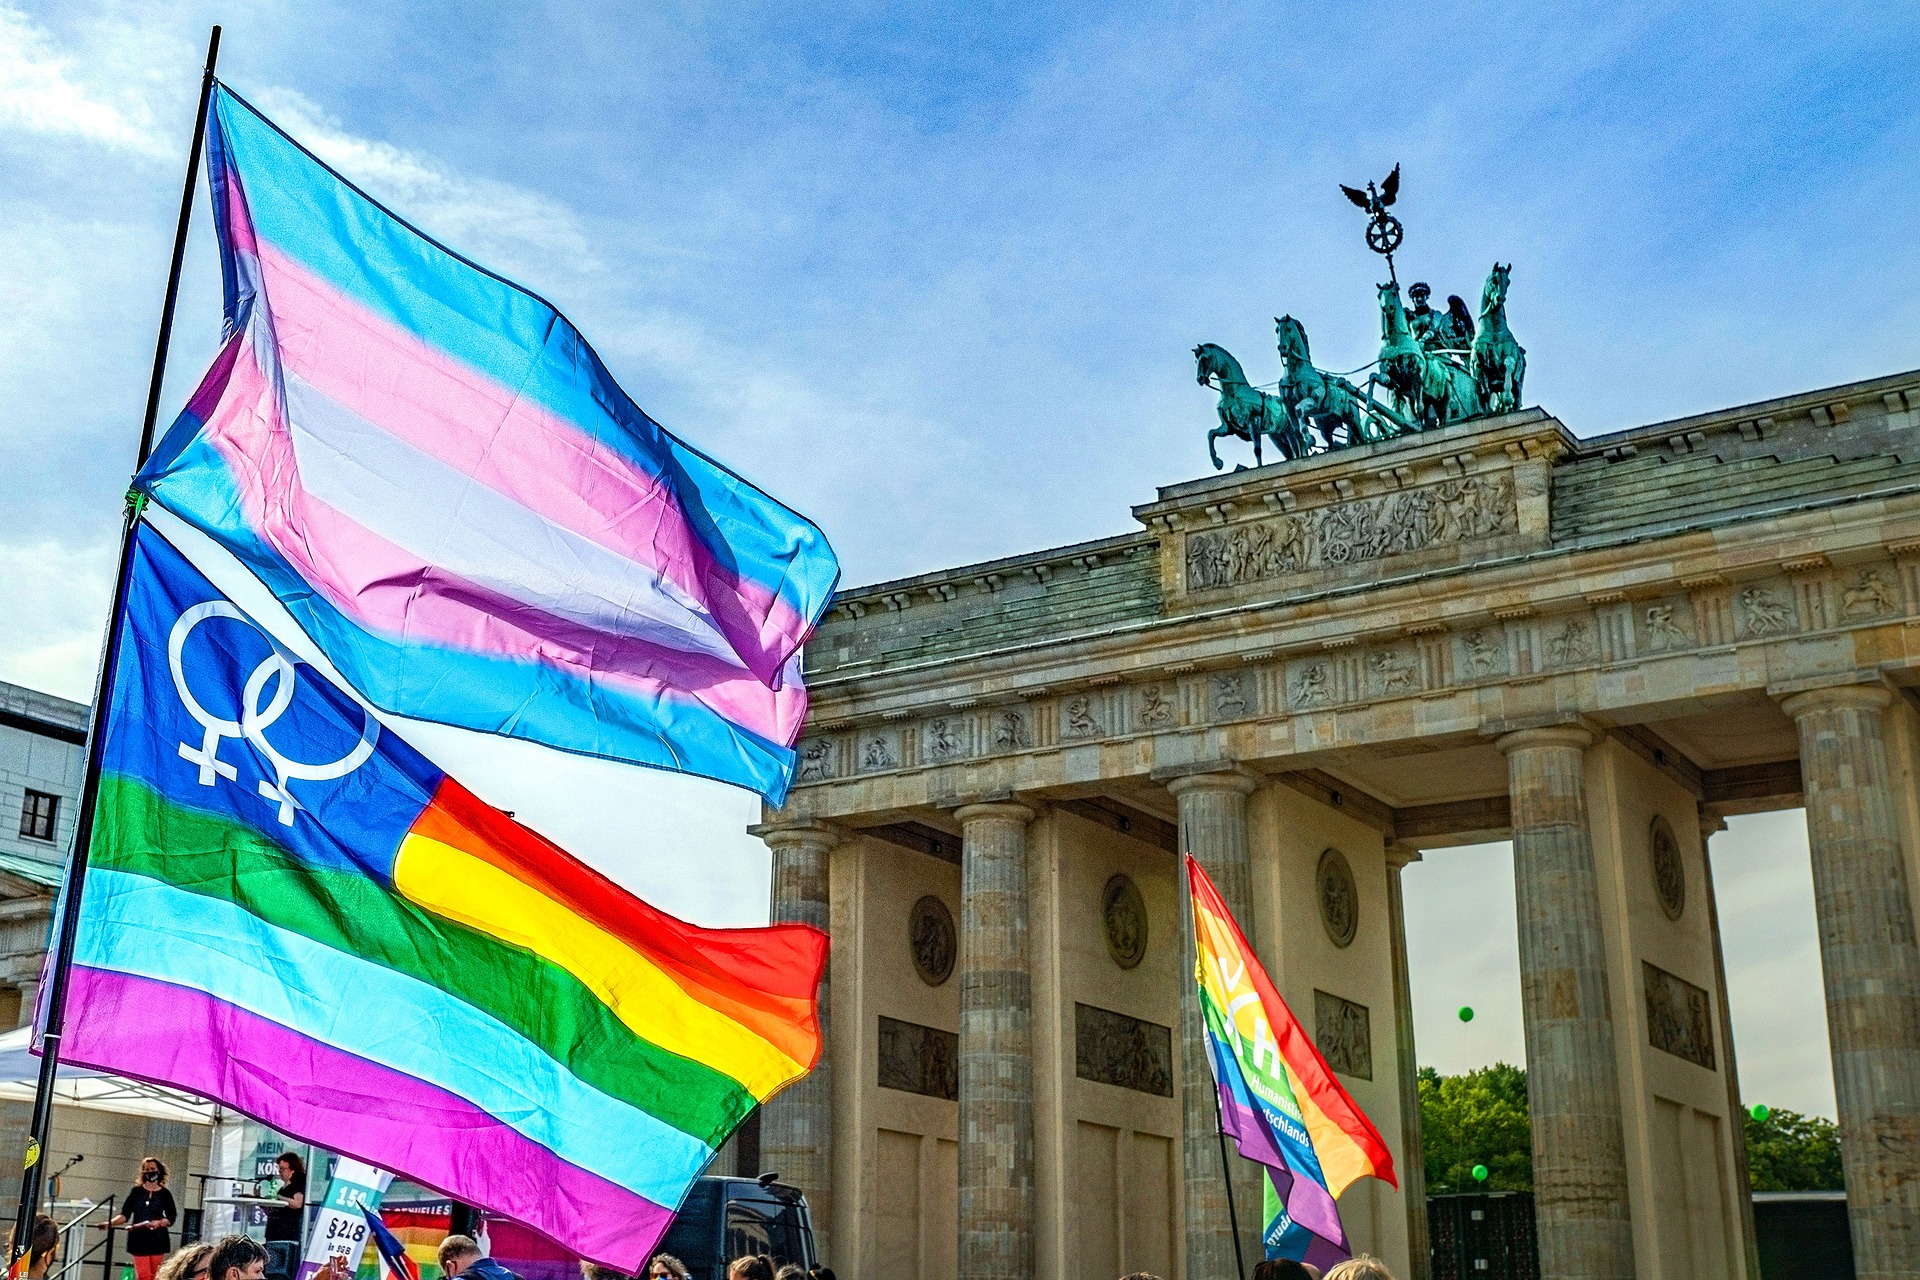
top-left (1494, 723), bottom-right (1593, 756)
top-left (1384, 841), bottom-right (1424, 872)
top-left (1778, 681), bottom-right (1893, 721)
top-left (952, 800), bottom-right (1036, 827)
top-left (746, 817), bottom-right (845, 852)
top-left (1161, 768), bottom-right (1260, 799)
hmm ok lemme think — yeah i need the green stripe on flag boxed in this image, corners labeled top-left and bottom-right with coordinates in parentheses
top-left (93, 773), bottom-right (754, 1146)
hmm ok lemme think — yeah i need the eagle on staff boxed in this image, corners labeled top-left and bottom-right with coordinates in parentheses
top-left (1340, 164), bottom-right (1404, 276)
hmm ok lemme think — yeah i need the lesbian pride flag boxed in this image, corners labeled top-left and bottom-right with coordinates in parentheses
top-left (136, 85), bottom-right (838, 802)
top-left (1187, 855), bottom-right (1395, 1266)
top-left (52, 523), bottom-right (827, 1270)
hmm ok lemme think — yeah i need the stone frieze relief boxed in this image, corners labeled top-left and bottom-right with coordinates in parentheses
top-left (1184, 473), bottom-right (1517, 592)
top-left (791, 555), bottom-right (1914, 786)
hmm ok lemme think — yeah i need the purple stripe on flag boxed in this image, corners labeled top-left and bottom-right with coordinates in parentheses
top-left (59, 965), bottom-right (674, 1271)
top-left (1219, 1085), bottom-right (1346, 1243)
top-left (186, 332), bottom-right (804, 743)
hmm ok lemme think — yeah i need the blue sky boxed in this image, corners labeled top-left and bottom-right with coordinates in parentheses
top-left (5, 0), bottom-right (1914, 1118)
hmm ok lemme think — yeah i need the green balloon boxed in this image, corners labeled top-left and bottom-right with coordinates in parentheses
top-left (1471, 1164), bottom-right (1489, 1182)
top-left (1749, 1104), bottom-right (1771, 1123)
top-left (1457, 1006), bottom-right (1475, 1022)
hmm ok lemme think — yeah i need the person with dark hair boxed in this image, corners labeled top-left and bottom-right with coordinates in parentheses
top-left (1254, 1260), bottom-right (1317, 1280)
top-left (724, 1258), bottom-right (773, 1280)
top-left (207, 1236), bottom-right (269, 1280)
top-left (645, 1257), bottom-right (689, 1280)
top-left (804, 1270), bottom-right (834, 1280)
top-left (258, 1152), bottom-right (306, 1280)
top-left (99, 1155), bottom-right (176, 1280)
top-left (9, 1211), bottom-right (59, 1280)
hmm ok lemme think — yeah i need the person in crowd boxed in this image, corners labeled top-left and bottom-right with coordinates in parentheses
top-left (155, 1243), bottom-right (215, 1280)
top-left (579, 1265), bottom-right (624, 1280)
top-left (437, 1235), bottom-right (518, 1280)
top-left (773, 1267), bottom-right (805, 1280)
top-left (1117, 1273), bottom-right (1163, 1280)
top-left (207, 1237), bottom-right (269, 1280)
top-left (645, 1257), bottom-right (689, 1280)
top-left (804, 1270), bottom-right (834, 1280)
top-left (10, 1211), bottom-right (59, 1280)
top-left (725, 1258), bottom-right (773, 1280)
top-left (1254, 1261), bottom-right (1318, 1280)
top-left (99, 1155), bottom-right (177, 1280)
top-left (260, 1152), bottom-right (306, 1280)
top-left (1323, 1258), bottom-right (1393, 1280)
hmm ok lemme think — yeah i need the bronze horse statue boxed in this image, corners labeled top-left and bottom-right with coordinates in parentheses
top-left (1472, 262), bottom-right (1526, 414)
top-left (1375, 281), bottom-right (1483, 430)
top-left (1194, 342), bottom-right (1310, 469)
top-left (1274, 315), bottom-right (1408, 447)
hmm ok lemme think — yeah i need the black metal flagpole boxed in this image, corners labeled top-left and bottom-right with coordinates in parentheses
top-left (9, 24), bottom-right (221, 1263)
top-left (1213, 1087), bottom-right (1250, 1280)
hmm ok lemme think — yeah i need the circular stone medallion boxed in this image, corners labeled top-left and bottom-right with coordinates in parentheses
top-left (1650, 816), bottom-right (1685, 921)
top-left (1317, 847), bottom-right (1359, 948)
top-left (909, 895), bottom-right (956, 986)
top-left (1102, 874), bottom-right (1148, 969)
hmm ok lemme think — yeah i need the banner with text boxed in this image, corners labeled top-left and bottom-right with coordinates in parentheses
top-left (295, 1159), bottom-right (395, 1280)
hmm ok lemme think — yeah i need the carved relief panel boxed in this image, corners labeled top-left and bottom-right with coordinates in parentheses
top-left (1182, 473), bottom-right (1518, 593)
top-left (879, 1016), bottom-right (959, 1099)
top-left (1313, 990), bottom-right (1372, 1080)
top-left (1074, 1003), bottom-right (1174, 1097)
top-left (1643, 963), bottom-right (1715, 1070)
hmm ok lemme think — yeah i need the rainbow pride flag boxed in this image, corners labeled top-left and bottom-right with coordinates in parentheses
top-left (136, 84), bottom-right (839, 803)
top-left (1186, 854), bottom-right (1395, 1266)
top-left (50, 524), bottom-right (827, 1270)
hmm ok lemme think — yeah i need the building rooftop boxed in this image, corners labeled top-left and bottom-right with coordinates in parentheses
top-left (807, 366), bottom-right (1920, 684)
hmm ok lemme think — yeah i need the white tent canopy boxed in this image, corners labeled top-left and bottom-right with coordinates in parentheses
top-left (0, 1027), bottom-right (218, 1125)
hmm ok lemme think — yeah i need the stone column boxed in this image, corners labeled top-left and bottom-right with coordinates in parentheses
top-left (954, 802), bottom-right (1037, 1280)
top-left (13, 980), bottom-right (36, 1029)
top-left (1698, 817), bottom-right (1761, 1280)
top-left (1779, 684), bottom-right (1920, 1279)
top-left (1168, 770), bottom-right (1262, 1280)
top-left (1386, 842), bottom-right (1431, 1280)
top-left (1495, 726), bottom-right (1635, 1280)
top-left (753, 820), bottom-right (839, 1261)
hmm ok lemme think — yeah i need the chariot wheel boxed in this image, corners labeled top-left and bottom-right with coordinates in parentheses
top-left (1365, 215), bottom-right (1404, 255)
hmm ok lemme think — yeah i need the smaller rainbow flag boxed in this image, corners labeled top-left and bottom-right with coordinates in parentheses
top-left (1187, 855), bottom-right (1396, 1266)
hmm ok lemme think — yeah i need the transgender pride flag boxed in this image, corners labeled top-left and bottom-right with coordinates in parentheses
top-left (137, 85), bottom-right (839, 802)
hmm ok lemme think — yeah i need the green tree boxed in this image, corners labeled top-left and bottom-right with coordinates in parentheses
top-left (1743, 1107), bottom-right (1843, 1191)
top-left (1418, 1063), bottom-right (1533, 1192)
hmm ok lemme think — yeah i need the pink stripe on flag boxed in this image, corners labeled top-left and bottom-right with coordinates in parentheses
top-left (194, 331), bottom-right (803, 743)
top-left (248, 236), bottom-right (807, 683)
top-left (59, 965), bottom-right (673, 1271)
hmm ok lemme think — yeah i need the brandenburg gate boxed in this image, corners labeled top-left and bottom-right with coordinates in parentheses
top-left (752, 351), bottom-right (1920, 1279)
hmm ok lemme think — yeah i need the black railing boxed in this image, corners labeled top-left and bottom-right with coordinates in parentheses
top-left (47, 1194), bottom-right (115, 1280)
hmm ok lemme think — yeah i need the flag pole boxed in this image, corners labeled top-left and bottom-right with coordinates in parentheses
top-left (1213, 1087), bottom-right (1249, 1280)
top-left (8, 25), bottom-right (221, 1264)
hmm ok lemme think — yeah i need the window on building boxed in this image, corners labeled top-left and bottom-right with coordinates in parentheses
top-left (19, 791), bottom-right (57, 842)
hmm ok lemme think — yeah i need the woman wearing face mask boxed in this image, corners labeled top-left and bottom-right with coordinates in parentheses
top-left (99, 1156), bottom-right (177, 1280)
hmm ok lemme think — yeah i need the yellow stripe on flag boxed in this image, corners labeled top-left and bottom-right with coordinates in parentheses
top-left (394, 834), bottom-right (806, 1099)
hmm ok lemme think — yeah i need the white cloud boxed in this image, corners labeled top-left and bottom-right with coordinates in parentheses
top-left (249, 86), bottom-right (601, 284)
top-left (0, 4), bottom-right (169, 155)
top-left (0, 534), bottom-right (117, 700)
